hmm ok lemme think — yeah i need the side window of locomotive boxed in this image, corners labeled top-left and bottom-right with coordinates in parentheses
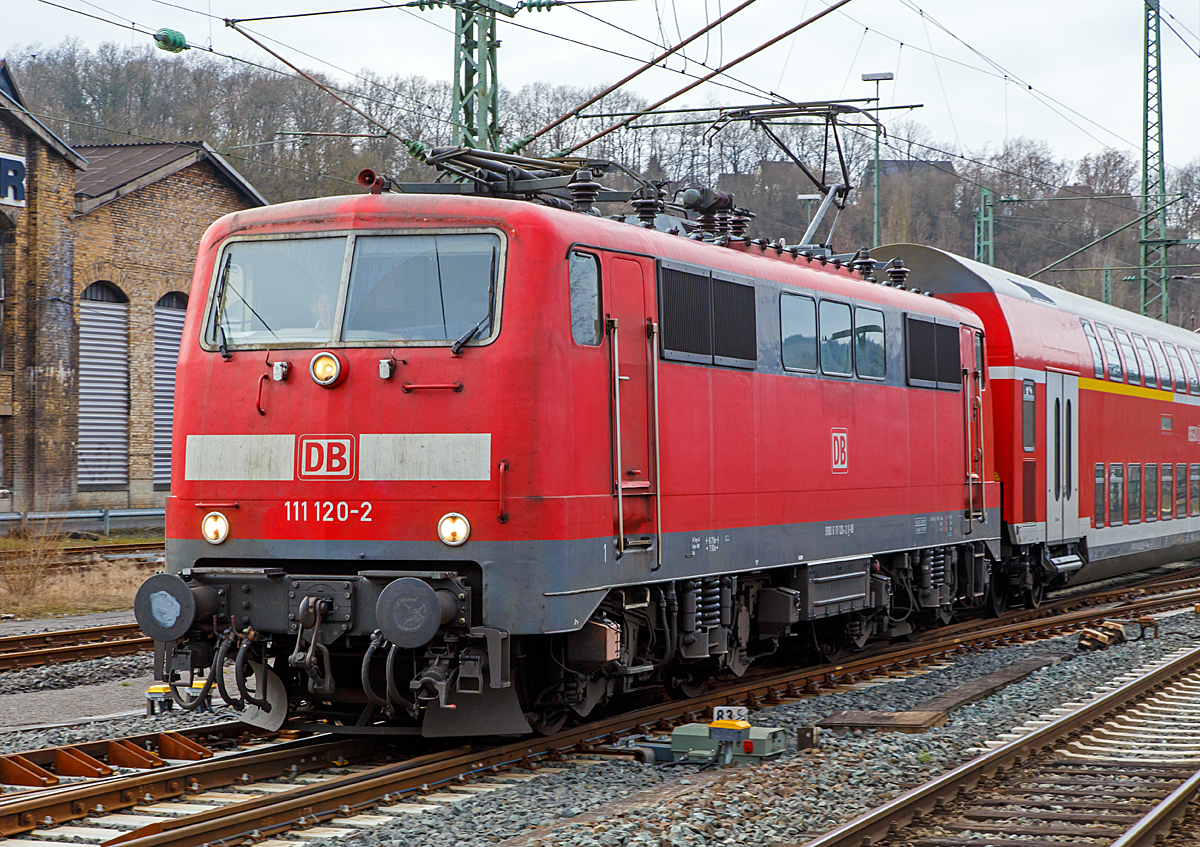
top-left (974, 332), bottom-right (985, 387)
top-left (1133, 334), bottom-right (1158, 388)
top-left (1114, 329), bottom-right (1141, 385)
top-left (780, 293), bottom-right (817, 372)
top-left (1108, 464), bottom-right (1124, 527)
top-left (854, 307), bottom-right (885, 379)
top-left (1080, 319), bottom-right (1105, 379)
top-left (1094, 324), bottom-right (1123, 381)
top-left (1094, 464), bottom-right (1105, 527)
top-left (1148, 339), bottom-right (1173, 390)
top-left (206, 236), bottom-right (347, 347)
top-left (905, 316), bottom-right (961, 390)
top-left (568, 252), bottom-right (601, 346)
top-left (1178, 347), bottom-right (1200, 394)
top-left (1129, 464), bottom-right (1142, 525)
top-left (1146, 462), bottom-right (1158, 522)
top-left (818, 300), bottom-right (852, 377)
top-left (1163, 343), bottom-right (1188, 393)
top-left (1022, 380), bottom-right (1036, 452)
top-left (343, 233), bottom-right (500, 343)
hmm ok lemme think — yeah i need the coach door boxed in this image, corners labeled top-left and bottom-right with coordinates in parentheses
top-left (961, 327), bottom-right (985, 531)
top-left (1045, 370), bottom-right (1080, 543)
top-left (607, 256), bottom-right (657, 558)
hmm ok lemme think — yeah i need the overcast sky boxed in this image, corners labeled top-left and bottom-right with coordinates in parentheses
top-left (7, 0), bottom-right (1200, 177)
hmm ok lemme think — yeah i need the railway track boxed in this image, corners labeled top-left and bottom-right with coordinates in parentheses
top-left (0, 623), bottom-right (150, 670)
top-left (0, 541), bottom-right (164, 564)
top-left (5, 583), bottom-right (1200, 847)
top-left (793, 643), bottom-right (1200, 847)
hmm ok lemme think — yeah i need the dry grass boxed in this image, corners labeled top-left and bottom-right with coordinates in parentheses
top-left (0, 523), bottom-right (152, 618)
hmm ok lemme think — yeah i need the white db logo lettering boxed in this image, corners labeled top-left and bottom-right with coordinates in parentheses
top-left (831, 428), bottom-right (848, 474)
top-left (297, 435), bottom-right (355, 479)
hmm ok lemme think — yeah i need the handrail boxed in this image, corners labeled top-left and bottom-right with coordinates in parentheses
top-left (496, 460), bottom-right (509, 524)
top-left (401, 382), bottom-right (463, 393)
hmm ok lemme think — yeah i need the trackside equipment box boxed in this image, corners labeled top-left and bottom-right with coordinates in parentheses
top-left (670, 723), bottom-right (787, 764)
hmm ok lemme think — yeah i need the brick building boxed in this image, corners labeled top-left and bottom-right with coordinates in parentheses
top-left (0, 60), bottom-right (266, 512)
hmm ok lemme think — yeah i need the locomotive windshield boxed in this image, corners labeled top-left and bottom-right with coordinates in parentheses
top-left (205, 231), bottom-right (501, 349)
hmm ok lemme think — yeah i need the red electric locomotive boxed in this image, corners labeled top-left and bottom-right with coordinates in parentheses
top-left (134, 159), bottom-right (1004, 736)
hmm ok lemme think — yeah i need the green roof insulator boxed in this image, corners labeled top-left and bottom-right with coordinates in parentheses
top-left (154, 29), bottom-right (189, 53)
top-left (504, 136), bottom-right (533, 154)
top-left (521, 0), bottom-right (557, 10)
top-left (404, 139), bottom-right (429, 161)
top-left (415, 0), bottom-right (444, 9)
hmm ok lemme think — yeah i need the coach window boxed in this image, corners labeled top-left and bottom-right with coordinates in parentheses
top-left (1129, 464), bottom-right (1142, 524)
top-left (1080, 320), bottom-right (1105, 378)
top-left (1133, 334), bottom-right (1158, 388)
top-left (1162, 463), bottom-right (1174, 520)
top-left (568, 252), bottom-right (601, 346)
top-left (1146, 463), bottom-right (1159, 522)
top-left (1191, 465), bottom-right (1200, 516)
top-left (854, 307), bottom-right (885, 379)
top-left (780, 293), bottom-right (817, 371)
top-left (1191, 351), bottom-right (1200, 394)
top-left (1095, 324), bottom-right (1123, 381)
top-left (1178, 346), bottom-right (1200, 394)
top-left (1178, 463), bottom-right (1189, 518)
top-left (1164, 344), bottom-right (1188, 394)
top-left (1022, 380), bottom-right (1036, 452)
top-left (1114, 329), bottom-right (1141, 385)
top-left (1148, 339), bottom-right (1173, 391)
top-left (819, 300), bottom-right (852, 377)
top-left (1108, 464), bottom-right (1124, 527)
top-left (1094, 464), bottom-right (1105, 527)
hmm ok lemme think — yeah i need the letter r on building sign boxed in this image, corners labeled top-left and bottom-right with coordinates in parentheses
top-left (297, 435), bottom-right (356, 479)
top-left (831, 428), bottom-right (848, 474)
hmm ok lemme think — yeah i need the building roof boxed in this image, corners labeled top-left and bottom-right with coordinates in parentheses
top-left (73, 141), bottom-right (267, 213)
top-left (0, 61), bottom-right (87, 171)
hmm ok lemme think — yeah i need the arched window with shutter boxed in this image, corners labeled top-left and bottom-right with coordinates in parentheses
top-left (153, 292), bottom-right (188, 487)
top-left (78, 281), bottom-right (129, 488)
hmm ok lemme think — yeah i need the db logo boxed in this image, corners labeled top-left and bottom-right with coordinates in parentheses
top-left (297, 435), bottom-right (356, 480)
top-left (831, 428), bottom-right (848, 474)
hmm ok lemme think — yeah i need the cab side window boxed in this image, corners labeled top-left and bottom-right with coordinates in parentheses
top-left (568, 252), bottom-right (601, 346)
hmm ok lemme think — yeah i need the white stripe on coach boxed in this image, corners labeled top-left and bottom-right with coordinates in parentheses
top-left (184, 434), bottom-right (296, 481)
top-left (359, 433), bottom-right (491, 481)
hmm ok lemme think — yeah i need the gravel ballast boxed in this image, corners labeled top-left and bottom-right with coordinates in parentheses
top-left (0, 653), bottom-right (153, 697)
top-left (325, 610), bottom-right (1200, 847)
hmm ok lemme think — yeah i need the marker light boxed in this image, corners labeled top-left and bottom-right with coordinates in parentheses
top-left (201, 511), bottom-right (230, 544)
top-left (310, 352), bottom-right (342, 386)
top-left (437, 512), bottom-right (470, 546)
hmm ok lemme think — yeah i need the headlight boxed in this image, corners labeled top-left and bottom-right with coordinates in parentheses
top-left (201, 511), bottom-right (230, 544)
top-left (310, 351), bottom-right (342, 386)
top-left (437, 512), bottom-right (470, 546)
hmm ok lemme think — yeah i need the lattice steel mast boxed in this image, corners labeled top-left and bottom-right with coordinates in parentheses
top-left (1141, 0), bottom-right (1169, 321)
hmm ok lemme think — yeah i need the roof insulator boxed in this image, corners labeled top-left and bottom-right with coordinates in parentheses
top-left (885, 258), bottom-right (910, 287)
top-left (569, 168), bottom-right (601, 215)
top-left (832, 259), bottom-right (842, 270)
top-left (850, 247), bottom-right (876, 281)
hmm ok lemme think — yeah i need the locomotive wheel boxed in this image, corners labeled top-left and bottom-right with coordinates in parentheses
top-left (986, 583), bottom-right (1008, 617)
top-left (1023, 580), bottom-right (1044, 609)
top-left (665, 673), bottom-right (707, 700)
top-left (527, 707), bottom-right (569, 736)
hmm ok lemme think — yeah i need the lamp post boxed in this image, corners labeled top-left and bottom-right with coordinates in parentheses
top-left (863, 72), bottom-right (894, 249)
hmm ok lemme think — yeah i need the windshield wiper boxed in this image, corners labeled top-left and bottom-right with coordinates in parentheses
top-left (213, 254), bottom-right (233, 361)
top-left (451, 313), bottom-right (489, 357)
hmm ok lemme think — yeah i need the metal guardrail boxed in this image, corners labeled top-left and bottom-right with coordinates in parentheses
top-left (0, 508), bottom-right (165, 535)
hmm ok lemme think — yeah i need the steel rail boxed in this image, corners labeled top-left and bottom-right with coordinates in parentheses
top-left (0, 624), bottom-right (152, 670)
top-left (1110, 765), bottom-right (1200, 847)
top-left (794, 644), bottom-right (1200, 847)
top-left (0, 542), bottom-right (164, 562)
top-left (0, 735), bottom-right (376, 837)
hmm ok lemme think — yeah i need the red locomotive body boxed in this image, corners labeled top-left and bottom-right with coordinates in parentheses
top-left (136, 192), bottom-right (1002, 736)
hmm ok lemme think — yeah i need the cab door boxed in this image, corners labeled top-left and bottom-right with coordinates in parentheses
top-left (1045, 370), bottom-right (1079, 543)
top-left (961, 327), bottom-right (986, 531)
top-left (606, 256), bottom-right (656, 555)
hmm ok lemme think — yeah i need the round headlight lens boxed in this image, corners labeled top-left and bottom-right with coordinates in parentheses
top-left (201, 511), bottom-right (230, 544)
top-left (310, 352), bottom-right (341, 386)
top-left (437, 512), bottom-right (470, 546)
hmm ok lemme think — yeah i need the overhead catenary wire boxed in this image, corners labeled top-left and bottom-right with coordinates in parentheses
top-left (566, 0), bottom-right (858, 154)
